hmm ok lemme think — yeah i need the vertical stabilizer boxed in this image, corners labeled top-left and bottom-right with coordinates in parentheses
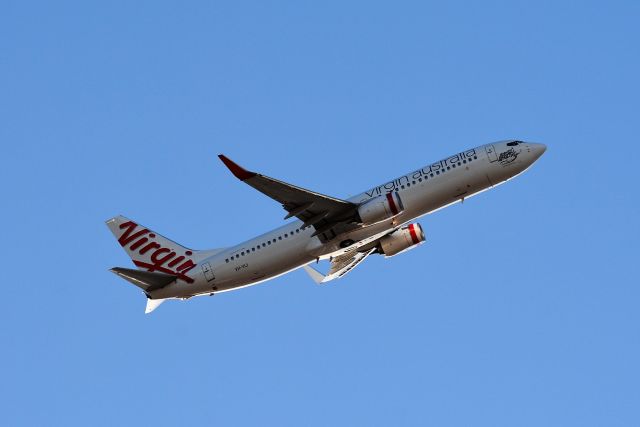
top-left (106, 215), bottom-right (200, 284)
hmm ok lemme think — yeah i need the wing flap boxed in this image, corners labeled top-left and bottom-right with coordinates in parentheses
top-left (325, 248), bottom-right (376, 282)
top-left (303, 248), bottom-right (376, 284)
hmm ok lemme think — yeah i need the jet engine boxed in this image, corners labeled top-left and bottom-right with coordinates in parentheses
top-left (357, 192), bottom-right (404, 225)
top-left (377, 223), bottom-right (426, 257)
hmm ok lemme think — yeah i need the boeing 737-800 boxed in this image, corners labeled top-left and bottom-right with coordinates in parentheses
top-left (107, 140), bottom-right (546, 313)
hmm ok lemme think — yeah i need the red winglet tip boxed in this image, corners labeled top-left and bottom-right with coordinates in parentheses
top-left (218, 154), bottom-right (256, 181)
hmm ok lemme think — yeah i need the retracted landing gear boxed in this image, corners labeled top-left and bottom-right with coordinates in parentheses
top-left (339, 239), bottom-right (355, 248)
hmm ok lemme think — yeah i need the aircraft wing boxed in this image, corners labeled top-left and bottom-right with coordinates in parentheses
top-left (303, 247), bottom-right (376, 283)
top-left (219, 155), bottom-right (359, 240)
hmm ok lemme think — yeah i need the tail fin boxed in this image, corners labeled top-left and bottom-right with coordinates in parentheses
top-left (106, 215), bottom-right (201, 283)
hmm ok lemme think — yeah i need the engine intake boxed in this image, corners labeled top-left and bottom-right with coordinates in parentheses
top-left (357, 192), bottom-right (404, 225)
top-left (378, 223), bottom-right (426, 257)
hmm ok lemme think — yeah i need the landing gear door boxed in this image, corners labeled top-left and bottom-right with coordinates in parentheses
top-left (485, 144), bottom-right (497, 162)
top-left (201, 262), bottom-right (215, 282)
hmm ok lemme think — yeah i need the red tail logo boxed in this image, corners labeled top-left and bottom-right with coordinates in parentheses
top-left (118, 221), bottom-right (196, 283)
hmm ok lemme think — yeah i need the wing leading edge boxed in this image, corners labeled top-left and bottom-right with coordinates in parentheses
top-left (218, 155), bottom-right (359, 241)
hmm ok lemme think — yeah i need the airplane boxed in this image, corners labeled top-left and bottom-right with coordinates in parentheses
top-left (107, 140), bottom-right (546, 313)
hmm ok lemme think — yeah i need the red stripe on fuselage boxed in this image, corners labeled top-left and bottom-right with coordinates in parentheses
top-left (386, 192), bottom-right (399, 215)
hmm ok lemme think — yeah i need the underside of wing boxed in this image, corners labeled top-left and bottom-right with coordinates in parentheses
top-left (304, 247), bottom-right (377, 283)
top-left (219, 155), bottom-right (360, 241)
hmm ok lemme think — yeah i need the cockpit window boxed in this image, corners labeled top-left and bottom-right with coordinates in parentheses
top-left (506, 141), bottom-right (522, 146)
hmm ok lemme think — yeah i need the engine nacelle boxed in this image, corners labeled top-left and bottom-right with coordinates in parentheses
top-left (378, 223), bottom-right (426, 257)
top-left (357, 192), bottom-right (404, 225)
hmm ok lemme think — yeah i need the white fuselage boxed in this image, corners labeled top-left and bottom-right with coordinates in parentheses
top-left (150, 141), bottom-right (546, 299)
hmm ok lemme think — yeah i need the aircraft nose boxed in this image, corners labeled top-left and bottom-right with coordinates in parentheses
top-left (530, 143), bottom-right (547, 160)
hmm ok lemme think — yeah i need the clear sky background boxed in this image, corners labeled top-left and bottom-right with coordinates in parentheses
top-left (2, 1), bottom-right (639, 426)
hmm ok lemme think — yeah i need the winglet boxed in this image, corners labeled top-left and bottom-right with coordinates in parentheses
top-left (303, 264), bottom-right (326, 284)
top-left (218, 155), bottom-right (257, 181)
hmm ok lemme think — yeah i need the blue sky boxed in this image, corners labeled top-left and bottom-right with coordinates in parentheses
top-left (2, 1), bottom-right (639, 425)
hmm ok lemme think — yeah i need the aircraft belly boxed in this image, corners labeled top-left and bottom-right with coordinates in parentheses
top-left (216, 240), bottom-right (314, 290)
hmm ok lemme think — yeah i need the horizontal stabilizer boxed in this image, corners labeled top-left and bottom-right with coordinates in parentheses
top-left (110, 267), bottom-right (177, 292)
top-left (145, 298), bottom-right (166, 314)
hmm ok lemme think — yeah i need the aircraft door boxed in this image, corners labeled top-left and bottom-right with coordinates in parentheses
top-left (485, 144), bottom-right (497, 162)
top-left (201, 262), bottom-right (215, 282)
